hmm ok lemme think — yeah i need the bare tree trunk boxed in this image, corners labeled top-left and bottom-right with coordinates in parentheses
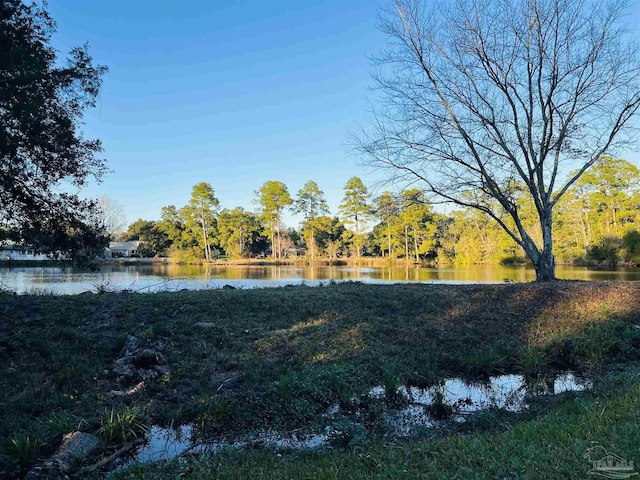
top-left (271, 221), bottom-right (276, 261)
top-left (201, 223), bottom-right (209, 262)
top-left (583, 210), bottom-right (592, 247)
top-left (404, 224), bottom-right (409, 263)
top-left (355, 216), bottom-right (360, 260)
top-left (579, 210), bottom-right (588, 251)
top-left (276, 215), bottom-right (281, 261)
top-left (413, 227), bottom-right (419, 264)
top-left (387, 222), bottom-right (392, 259)
top-left (199, 204), bottom-right (211, 262)
top-left (473, 218), bottom-right (488, 250)
top-left (535, 212), bottom-right (556, 281)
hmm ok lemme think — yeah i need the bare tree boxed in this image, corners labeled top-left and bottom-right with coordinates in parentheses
top-left (359, 0), bottom-right (640, 280)
top-left (98, 195), bottom-right (127, 240)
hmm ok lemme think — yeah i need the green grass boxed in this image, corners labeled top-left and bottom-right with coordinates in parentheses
top-left (2, 281), bottom-right (640, 477)
top-left (3, 434), bottom-right (44, 470)
top-left (97, 407), bottom-right (149, 446)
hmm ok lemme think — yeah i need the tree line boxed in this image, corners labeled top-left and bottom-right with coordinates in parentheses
top-left (119, 156), bottom-right (640, 267)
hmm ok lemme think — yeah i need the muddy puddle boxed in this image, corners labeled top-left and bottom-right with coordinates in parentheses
top-left (124, 372), bottom-right (591, 467)
top-left (373, 372), bottom-right (591, 435)
top-left (128, 425), bottom-right (327, 465)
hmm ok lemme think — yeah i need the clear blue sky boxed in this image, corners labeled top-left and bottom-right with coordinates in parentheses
top-left (48, 0), bottom-right (387, 228)
top-left (47, 0), bottom-right (640, 229)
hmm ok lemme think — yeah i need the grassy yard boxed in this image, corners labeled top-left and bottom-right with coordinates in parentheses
top-left (1, 282), bottom-right (640, 478)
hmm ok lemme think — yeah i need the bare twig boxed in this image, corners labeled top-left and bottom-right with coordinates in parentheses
top-left (73, 438), bottom-right (144, 476)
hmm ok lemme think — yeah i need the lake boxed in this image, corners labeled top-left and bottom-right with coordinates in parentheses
top-left (1, 263), bottom-right (639, 295)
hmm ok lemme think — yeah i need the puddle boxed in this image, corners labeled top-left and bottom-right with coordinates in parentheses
top-left (370, 372), bottom-right (591, 435)
top-left (123, 372), bottom-right (591, 467)
top-left (128, 424), bottom-right (328, 466)
top-left (134, 425), bottom-right (195, 463)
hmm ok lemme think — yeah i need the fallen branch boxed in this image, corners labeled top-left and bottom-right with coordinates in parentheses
top-left (216, 374), bottom-right (243, 393)
top-left (73, 438), bottom-right (144, 477)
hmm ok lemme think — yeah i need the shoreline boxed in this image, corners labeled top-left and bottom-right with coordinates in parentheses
top-left (1, 256), bottom-right (638, 269)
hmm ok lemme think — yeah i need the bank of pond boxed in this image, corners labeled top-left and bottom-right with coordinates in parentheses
top-left (2, 282), bottom-right (640, 478)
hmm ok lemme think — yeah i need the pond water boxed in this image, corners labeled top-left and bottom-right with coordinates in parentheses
top-left (1, 263), bottom-right (639, 295)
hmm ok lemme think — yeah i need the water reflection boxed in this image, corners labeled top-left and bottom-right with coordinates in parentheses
top-left (130, 425), bottom-right (327, 466)
top-left (372, 373), bottom-right (591, 436)
top-left (0, 263), bottom-right (639, 294)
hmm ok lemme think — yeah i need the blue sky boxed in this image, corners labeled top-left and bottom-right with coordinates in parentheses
top-left (47, 0), bottom-right (640, 229)
top-left (48, 0), bottom-right (387, 228)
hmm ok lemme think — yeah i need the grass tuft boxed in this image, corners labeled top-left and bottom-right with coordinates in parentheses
top-left (4, 434), bottom-right (44, 469)
top-left (97, 407), bottom-right (148, 446)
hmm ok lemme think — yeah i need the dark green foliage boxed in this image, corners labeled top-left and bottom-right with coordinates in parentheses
top-left (45, 411), bottom-right (76, 441)
top-left (585, 237), bottom-right (622, 267)
top-left (121, 219), bottom-right (171, 257)
top-left (623, 230), bottom-right (640, 264)
top-left (0, 0), bottom-right (108, 259)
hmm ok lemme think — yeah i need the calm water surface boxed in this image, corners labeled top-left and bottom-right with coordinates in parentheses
top-left (1, 263), bottom-right (639, 295)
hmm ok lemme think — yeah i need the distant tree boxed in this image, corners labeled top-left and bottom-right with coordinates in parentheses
top-left (256, 181), bottom-right (293, 260)
top-left (294, 180), bottom-right (329, 262)
top-left (98, 195), bottom-right (127, 240)
top-left (22, 208), bottom-right (108, 264)
top-left (585, 237), bottom-right (622, 268)
top-left (399, 189), bottom-right (437, 263)
top-left (573, 157), bottom-right (640, 238)
top-left (217, 207), bottom-right (263, 258)
top-left (553, 188), bottom-right (592, 261)
top-left (431, 157), bottom-right (640, 265)
top-left (373, 192), bottom-right (400, 258)
top-left (122, 219), bottom-right (171, 257)
top-left (159, 205), bottom-right (187, 249)
top-left (623, 230), bottom-right (640, 265)
top-left (360, 0), bottom-right (640, 280)
top-left (339, 177), bottom-right (371, 259)
top-left (122, 219), bottom-right (150, 241)
top-left (437, 209), bottom-right (518, 265)
top-left (0, 0), bottom-right (108, 259)
top-left (287, 227), bottom-right (302, 246)
top-left (183, 183), bottom-right (219, 261)
top-left (311, 216), bottom-right (348, 260)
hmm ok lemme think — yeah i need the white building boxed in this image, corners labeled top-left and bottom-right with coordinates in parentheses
top-left (1, 245), bottom-right (49, 261)
top-left (107, 241), bottom-right (142, 258)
